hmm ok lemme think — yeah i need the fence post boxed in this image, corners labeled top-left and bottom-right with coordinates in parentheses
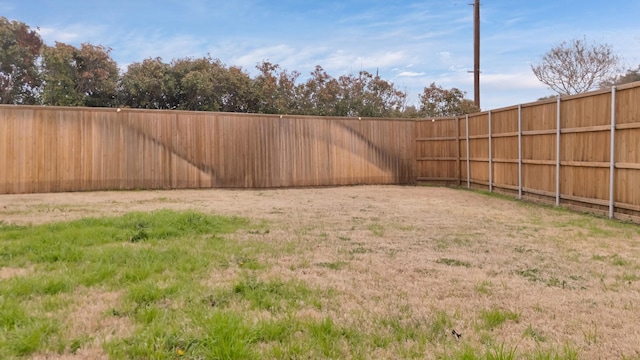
top-left (609, 86), bottom-right (617, 219)
top-left (518, 104), bottom-right (522, 200)
top-left (466, 114), bottom-right (470, 189)
top-left (556, 96), bottom-right (561, 206)
top-left (488, 110), bottom-right (492, 192)
top-left (456, 116), bottom-right (461, 186)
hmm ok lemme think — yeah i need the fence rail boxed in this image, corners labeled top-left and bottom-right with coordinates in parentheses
top-left (1, 81), bottom-right (639, 221)
top-left (415, 81), bottom-right (640, 221)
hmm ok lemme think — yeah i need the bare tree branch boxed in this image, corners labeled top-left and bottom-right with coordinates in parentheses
top-left (531, 38), bottom-right (620, 95)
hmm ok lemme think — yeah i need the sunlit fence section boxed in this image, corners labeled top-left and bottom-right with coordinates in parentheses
top-left (416, 81), bottom-right (640, 221)
top-left (0, 108), bottom-right (415, 193)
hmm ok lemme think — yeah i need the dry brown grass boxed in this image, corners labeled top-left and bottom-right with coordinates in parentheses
top-left (2, 185), bottom-right (640, 359)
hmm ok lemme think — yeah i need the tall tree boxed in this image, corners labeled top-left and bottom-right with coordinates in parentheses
top-left (419, 83), bottom-right (479, 117)
top-left (75, 43), bottom-right (119, 106)
top-left (42, 42), bottom-right (118, 107)
top-left (296, 65), bottom-right (341, 116)
top-left (254, 61), bottom-right (300, 114)
top-left (531, 38), bottom-right (620, 95)
top-left (119, 57), bottom-right (174, 109)
top-left (219, 65), bottom-right (257, 113)
top-left (169, 56), bottom-right (227, 111)
top-left (358, 71), bottom-right (406, 117)
top-left (0, 17), bottom-right (43, 104)
top-left (41, 42), bottom-right (81, 106)
top-left (41, 42), bottom-right (119, 107)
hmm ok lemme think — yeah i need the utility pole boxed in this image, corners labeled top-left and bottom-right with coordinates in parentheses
top-left (473, 0), bottom-right (480, 109)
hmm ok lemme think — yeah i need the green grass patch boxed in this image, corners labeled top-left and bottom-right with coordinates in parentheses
top-left (0, 210), bottom-right (263, 357)
top-left (478, 308), bottom-right (520, 331)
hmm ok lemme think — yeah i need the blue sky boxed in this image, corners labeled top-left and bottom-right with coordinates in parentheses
top-left (3, 0), bottom-right (640, 110)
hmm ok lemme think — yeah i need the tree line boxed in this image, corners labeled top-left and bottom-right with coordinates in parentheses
top-left (3, 17), bottom-right (636, 117)
top-left (0, 17), bottom-right (478, 118)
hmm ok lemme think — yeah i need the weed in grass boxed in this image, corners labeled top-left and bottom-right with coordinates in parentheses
top-left (514, 246), bottom-right (534, 254)
top-left (367, 223), bottom-right (385, 237)
top-left (527, 343), bottom-right (579, 360)
top-left (582, 321), bottom-right (598, 345)
top-left (247, 228), bottom-right (270, 235)
top-left (236, 256), bottom-right (263, 270)
top-left (229, 276), bottom-right (323, 313)
top-left (479, 308), bottom-right (520, 331)
top-left (437, 258), bottom-right (472, 268)
top-left (617, 272), bottom-right (640, 283)
top-left (476, 280), bottom-right (494, 296)
top-left (610, 254), bottom-right (631, 267)
top-left (523, 324), bottom-right (548, 342)
top-left (533, 304), bottom-right (545, 313)
top-left (441, 344), bottom-right (480, 359)
top-left (350, 246), bottom-right (372, 255)
top-left (316, 261), bottom-right (348, 270)
top-left (517, 268), bottom-right (542, 282)
top-left (486, 343), bottom-right (518, 360)
top-left (427, 310), bottom-right (452, 343)
top-left (69, 334), bottom-right (93, 354)
top-left (392, 223), bottom-right (415, 231)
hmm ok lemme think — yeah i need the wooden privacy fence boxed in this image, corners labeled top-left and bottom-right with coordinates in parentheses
top-left (416, 81), bottom-right (640, 221)
top-left (0, 108), bottom-right (415, 193)
top-left (1, 81), bottom-right (639, 221)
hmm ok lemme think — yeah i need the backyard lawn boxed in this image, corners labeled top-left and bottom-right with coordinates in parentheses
top-left (1, 185), bottom-right (639, 359)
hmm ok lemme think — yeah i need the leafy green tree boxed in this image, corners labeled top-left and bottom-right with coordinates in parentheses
top-left (119, 57), bottom-right (174, 109)
top-left (0, 17), bottom-right (43, 104)
top-left (295, 65), bottom-right (340, 116)
top-left (41, 42), bottom-right (119, 106)
top-left (357, 71), bottom-right (406, 117)
top-left (219, 65), bottom-right (257, 113)
top-left (419, 82), bottom-right (479, 117)
top-left (254, 61), bottom-right (300, 114)
top-left (293, 66), bottom-right (406, 117)
top-left (169, 56), bottom-right (226, 111)
top-left (41, 42), bottom-right (82, 106)
top-left (76, 43), bottom-right (119, 106)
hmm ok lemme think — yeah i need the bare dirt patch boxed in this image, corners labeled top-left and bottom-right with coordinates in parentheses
top-left (1, 185), bottom-right (639, 359)
top-left (0, 266), bottom-right (31, 280)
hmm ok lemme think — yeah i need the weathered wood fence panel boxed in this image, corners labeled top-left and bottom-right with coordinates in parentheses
top-left (0, 107), bottom-right (415, 193)
top-left (416, 81), bottom-right (640, 221)
top-left (2, 82), bottom-right (639, 221)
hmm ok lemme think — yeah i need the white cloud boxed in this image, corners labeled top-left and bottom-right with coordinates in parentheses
top-left (397, 71), bottom-right (426, 77)
top-left (38, 27), bottom-right (79, 42)
top-left (481, 72), bottom-right (546, 91)
top-left (37, 24), bottom-right (106, 44)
